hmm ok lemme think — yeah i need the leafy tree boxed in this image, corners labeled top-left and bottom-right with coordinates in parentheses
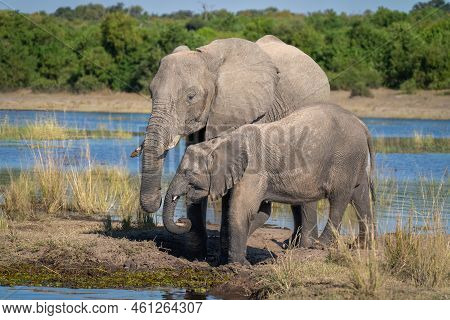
top-left (412, 0), bottom-right (450, 12)
top-left (0, 1), bottom-right (449, 92)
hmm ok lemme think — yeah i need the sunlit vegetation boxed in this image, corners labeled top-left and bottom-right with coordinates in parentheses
top-left (261, 178), bottom-right (449, 299)
top-left (0, 118), bottom-right (133, 140)
top-left (374, 134), bottom-right (450, 153)
top-left (0, 144), bottom-right (142, 220)
top-left (0, 1), bottom-right (448, 95)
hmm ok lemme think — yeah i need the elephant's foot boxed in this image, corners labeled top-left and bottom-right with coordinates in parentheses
top-left (183, 231), bottom-right (207, 260)
top-left (228, 256), bottom-right (251, 266)
top-left (318, 231), bottom-right (336, 248)
top-left (218, 253), bottom-right (250, 266)
top-left (282, 235), bottom-right (300, 249)
top-left (282, 233), bottom-right (319, 249)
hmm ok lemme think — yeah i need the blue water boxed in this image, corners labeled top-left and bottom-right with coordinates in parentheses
top-left (0, 110), bottom-right (149, 133)
top-left (0, 110), bottom-right (449, 228)
top-left (363, 117), bottom-right (450, 138)
top-left (0, 286), bottom-right (216, 300)
top-left (0, 110), bottom-right (448, 299)
top-left (2, 110), bottom-right (449, 137)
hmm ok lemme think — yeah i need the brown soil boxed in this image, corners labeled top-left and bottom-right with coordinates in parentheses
top-left (1, 216), bottom-right (448, 299)
top-left (332, 88), bottom-right (450, 120)
top-left (0, 90), bottom-right (151, 114)
top-left (0, 88), bottom-right (449, 119)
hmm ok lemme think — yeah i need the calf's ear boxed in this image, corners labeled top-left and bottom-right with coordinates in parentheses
top-left (207, 139), bottom-right (248, 201)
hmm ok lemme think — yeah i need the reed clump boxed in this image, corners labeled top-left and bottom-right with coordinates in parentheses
top-left (0, 117), bottom-right (133, 141)
top-left (374, 134), bottom-right (449, 153)
top-left (34, 147), bottom-right (67, 214)
top-left (0, 145), bottom-right (141, 220)
top-left (1, 171), bottom-right (37, 220)
top-left (68, 165), bottom-right (140, 215)
top-left (384, 196), bottom-right (449, 288)
top-left (383, 178), bottom-right (450, 288)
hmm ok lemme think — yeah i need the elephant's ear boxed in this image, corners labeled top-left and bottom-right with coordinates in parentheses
top-left (206, 137), bottom-right (248, 201)
top-left (197, 39), bottom-right (279, 140)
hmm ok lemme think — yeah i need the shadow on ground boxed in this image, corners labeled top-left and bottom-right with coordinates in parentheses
top-left (93, 224), bottom-right (278, 266)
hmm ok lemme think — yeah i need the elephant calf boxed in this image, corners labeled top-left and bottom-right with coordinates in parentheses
top-left (163, 103), bottom-right (375, 264)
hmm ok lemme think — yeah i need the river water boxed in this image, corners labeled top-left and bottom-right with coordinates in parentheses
top-left (0, 110), bottom-right (448, 299)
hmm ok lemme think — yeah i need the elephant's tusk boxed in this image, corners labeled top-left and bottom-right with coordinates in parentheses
top-left (167, 135), bottom-right (181, 150)
top-left (172, 195), bottom-right (179, 201)
top-left (130, 143), bottom-right (143, 158)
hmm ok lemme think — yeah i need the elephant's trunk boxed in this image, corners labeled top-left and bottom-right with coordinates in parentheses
top-left (140, 112), bottom-right (173, 213)
top-left (163, 176), bottom-right (192, 234)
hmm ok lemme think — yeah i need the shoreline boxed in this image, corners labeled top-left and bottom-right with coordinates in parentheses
top-left (0, 217), bottom-right (448, 299)
top-left (0, 88), bottom-right (449, 120)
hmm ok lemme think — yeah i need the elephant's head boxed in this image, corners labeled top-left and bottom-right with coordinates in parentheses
top-left (163, 136), bottom-right (248, 234)
top-left (140, 38), bottom-right (279, 213)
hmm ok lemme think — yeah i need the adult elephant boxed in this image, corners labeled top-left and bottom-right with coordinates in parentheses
top-left (139, 35), bottom-right (330, 259)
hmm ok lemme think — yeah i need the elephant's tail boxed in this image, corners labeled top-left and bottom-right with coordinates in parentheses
top-left (367, 132), bottom-right (376, 204)
top-left (356, 117), bottom-right (376, 203)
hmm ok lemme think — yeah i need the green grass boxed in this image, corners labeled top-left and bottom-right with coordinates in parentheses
top-left (374, 134), bottom-right (450, 153)
top-left (0, 264), bottom-right (229, 292)
top-left (0, 118), bottom-right (134, 140)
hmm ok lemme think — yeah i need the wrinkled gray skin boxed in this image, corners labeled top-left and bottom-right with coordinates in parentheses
top-left (163, 104), bottom-right (376, 264)
top-left (140, 36), bottom-right (330, 259)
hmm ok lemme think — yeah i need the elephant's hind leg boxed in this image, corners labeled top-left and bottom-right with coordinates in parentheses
top-left (319, 193), bottom-right (352, 246)
top-left (351, 175), bottom-right (375, 247)
top-left (248, 201), bottom-right (271, 236)
top-left (285, 202), bottom-right (318, 248)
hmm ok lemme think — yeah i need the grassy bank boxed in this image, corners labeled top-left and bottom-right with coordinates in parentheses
top-left (0, 118), bottom-right (134, 140)
top-left (259, 178), bottom-right (449, 299)
top-left (374, 134), bottom-right (450, 153)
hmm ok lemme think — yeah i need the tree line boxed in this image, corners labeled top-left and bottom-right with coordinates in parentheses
top-left (0, 0), bottom-right (448, 94)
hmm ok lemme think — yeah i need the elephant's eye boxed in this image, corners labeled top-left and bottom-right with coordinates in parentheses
top-left (187, 92), bottom-right (196, 101)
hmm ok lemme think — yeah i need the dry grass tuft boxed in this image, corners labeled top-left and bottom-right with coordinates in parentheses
top-left (0, 213), bottom-right (8, 231)
top-left (384, 215), bottom-right (449, 288)
top-left (383, 178), bottom-right (449, 288)
top-left (33, 146), bottom-right (67, 214)
top-left (1, 171), bottom-right (37, 220)
top-left (329, 231), bottom-right (382, 297)
top-left (264, 248), bottom-right (304, 296)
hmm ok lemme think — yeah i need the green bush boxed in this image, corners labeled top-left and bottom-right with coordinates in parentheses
top-left (400, 79), bottom-right (417, 94)
top-left (30, 78), bottom-right (61, 93)
top-left (72, 75), bottom-right (105, 93)
top-left (350, 82), bottom-right (374, 98)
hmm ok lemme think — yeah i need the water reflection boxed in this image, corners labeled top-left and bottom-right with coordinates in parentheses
top-left (0, 285), bottom-right (216, 300)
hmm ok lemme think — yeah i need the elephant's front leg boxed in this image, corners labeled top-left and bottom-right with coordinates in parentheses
top-left (184, 196), bottom-right (208, 259)
top-left (220, 197), bottom-right (270, 264)
top-left (184, 129), bottom-right (208, 260)
top-left (225, 175), bottom-right (265, 265)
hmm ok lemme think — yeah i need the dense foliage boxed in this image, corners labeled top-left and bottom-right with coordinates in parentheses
top-left (0, 1), bottom-right (448, 93)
